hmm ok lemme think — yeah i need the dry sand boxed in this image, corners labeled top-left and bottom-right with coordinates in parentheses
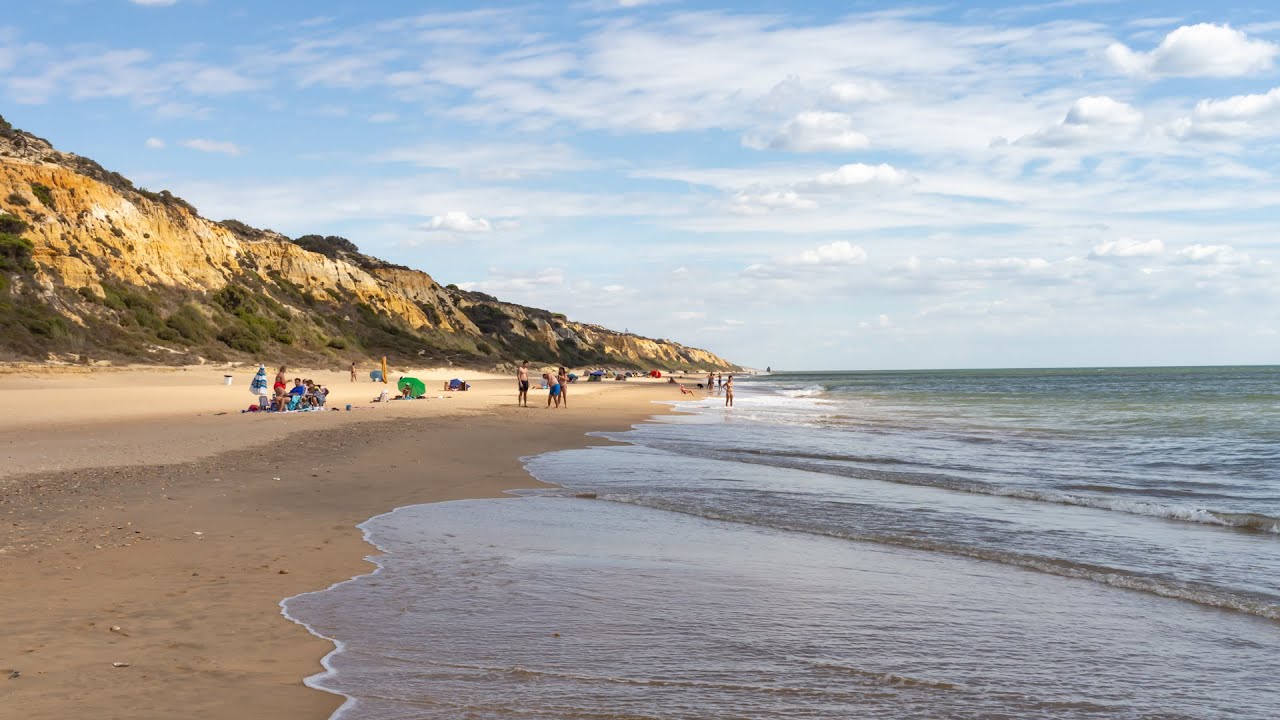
top-left (0, 365), bottom-right (692, 719)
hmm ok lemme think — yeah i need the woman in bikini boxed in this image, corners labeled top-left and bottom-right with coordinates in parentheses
top-left (273, 366), bottom-right (289, 411)
top-left (724, 374), bottom-right (734, 408)
top-left (557, 366), bottom-right (569, 408)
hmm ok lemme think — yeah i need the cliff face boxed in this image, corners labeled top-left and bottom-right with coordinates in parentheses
top-left (0, 116), bottom-right (736, 370)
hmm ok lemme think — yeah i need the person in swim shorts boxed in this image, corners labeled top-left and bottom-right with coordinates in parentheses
top-left (517, 360), bottom-right (530, 407)
top-left (545, 372), bottom-right (561, 408)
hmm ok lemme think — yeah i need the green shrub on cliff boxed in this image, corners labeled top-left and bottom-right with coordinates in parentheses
top-left (0, 233), bottom-right (35, 272)
top-left (0, 213), bottom-right (28, 235)
top-left (30, 183), bottom-right (55, 209)
top-left (4, 193), bottom-right (29, 207)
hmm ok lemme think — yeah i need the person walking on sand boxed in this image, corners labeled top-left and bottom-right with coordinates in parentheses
top-left (350, 362), bottom-right (357, 382)
top-left (557, 366), bottom-right (569, 409)
top-left (707, 371), bottom-right (715, 392)
top-left (724, 374), bottom-right (734, 407)
top-left (517, 361), bottom-right (530, 407)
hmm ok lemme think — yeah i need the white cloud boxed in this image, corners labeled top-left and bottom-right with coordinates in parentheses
top-left (730, 190), bottom-right (817, 215)
top-left (789, 241), bottom-right (868, 266)
top-left (811, 163), bottom-right (912, 187)
top-left (1090, 238), bottom-right (1165, 258)
top-left (130, 0), bottom-right (179, 5)
top-left (368, 112), bottom-right (399, 123)
top-left (827, 80), bottom-right (889, 104)
top-left (1175, 244), bottom-right (1249, 265)
top-left (751, 112), bottom-right (869, 152)
top-left (144, 137), bottom-right (165, 149)
top-left (181, 139), bottom-right (242, 155)
top-left (1168, 87), bottom-right (1280, 140)
top-left (1017, 96), bottom-right (1142, 147)
top-left (422, 211), bottom-right (492, 233)
top-left (1107, 23), bottom-right (1279, 77)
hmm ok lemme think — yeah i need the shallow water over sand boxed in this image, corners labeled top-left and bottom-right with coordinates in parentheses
top-left (287, 497), bottom-right (1280, 719)
top-left (286, 367), bottom-right (1280, 719)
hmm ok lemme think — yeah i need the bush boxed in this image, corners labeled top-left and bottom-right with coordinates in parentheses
top-left (30, 183), bottom-right (55, 209)
top-left (217, 325), bottom-right (264, 353)
top-left (326, 337), bottom-right (347, 350)
top-left (0, 232), bottom-right (34, 272)
top-left (292, 234), bottom-right (359, 258)
top-left (5, 193), bottom-right (28, 207)
top-left (213, 284), bottom-right (255, 314)
top-left (165, 303), bottom-right (213, 343)
top-left (0, 213), bottom-right (28, 235)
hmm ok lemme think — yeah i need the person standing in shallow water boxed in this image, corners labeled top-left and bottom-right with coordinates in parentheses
top-left (517, 361), bottom-right (530, 407)
top-left (724, 374), bottom-right (734, 407)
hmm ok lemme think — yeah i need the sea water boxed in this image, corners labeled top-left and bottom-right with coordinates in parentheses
top-left (285, 367), bottom-right (1280, 719)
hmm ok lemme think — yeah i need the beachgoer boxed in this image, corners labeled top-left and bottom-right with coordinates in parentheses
top-left (679, 384), bottom-right (694, 395)
top-left (557, 366), bottom-right (569, 409)
top-left (545, 373), bottom-right (561, 408)
top-left (717, 373), bottom-right (723, 389)
top-left (724, 374), bottom-right (734, 407)
top-left (517, 361), bottom-right (530, 407)
top-left (273, 366), bottom-right (289, 408)
top-left (707, 372), bottom-right (714, 392)
top-left (350, 362), bottom-right (357, 382)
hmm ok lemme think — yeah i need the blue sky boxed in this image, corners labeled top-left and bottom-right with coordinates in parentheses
top-left (2, 1), bottom-right (1279, 369)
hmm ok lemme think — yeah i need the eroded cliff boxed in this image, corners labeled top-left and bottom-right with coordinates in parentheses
top-left (0, 115), bottom-right (735, 370)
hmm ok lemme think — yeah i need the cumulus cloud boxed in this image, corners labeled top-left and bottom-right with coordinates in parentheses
top-left (810, 163), bottom-right (912, 187)
top-left (1090, 238), bottom-right (1165, 258)
top-left (750, 112), bottom-right (869, 152)
top-left (1175, 244), bottom-right (1249, 265)
top-left (1167, 87), bottom-right (1280, 140)
top-left (145, 137), bottom-right (165, 149)
top-left (1107, 23), bottom-right (1278, 77)
top-left (787, 240), bottom-right (868, 266)
top-left (422, 211), bottom-right (492, 233)
top-left (1017, 96), bottom-right (1142, 146)
top-left (181, 138), bottom-right (242, 155)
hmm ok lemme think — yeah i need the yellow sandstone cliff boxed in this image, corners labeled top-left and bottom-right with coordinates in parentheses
top-left (0, 116), bottom-right (735, 370)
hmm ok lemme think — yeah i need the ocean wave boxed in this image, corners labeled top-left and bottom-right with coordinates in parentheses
top-left (685, 448), bottom-right (1280, 535)
top-left (598, 494), bottom-right (1280, 622)
top-left (778, 384), bottom-right (827, 398)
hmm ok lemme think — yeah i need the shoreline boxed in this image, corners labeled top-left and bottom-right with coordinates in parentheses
top-left (0, 373), bottom-right (683, 719)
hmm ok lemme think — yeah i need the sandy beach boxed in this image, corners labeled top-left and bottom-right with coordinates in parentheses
top-left (0, 365), bottom-right (684, 719)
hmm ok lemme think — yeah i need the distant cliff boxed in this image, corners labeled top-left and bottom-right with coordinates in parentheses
top-left (0, 115), bottom-right (736, 370)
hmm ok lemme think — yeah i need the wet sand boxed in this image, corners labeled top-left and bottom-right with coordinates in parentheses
top-left (0, 368), bottom-right (681, 719)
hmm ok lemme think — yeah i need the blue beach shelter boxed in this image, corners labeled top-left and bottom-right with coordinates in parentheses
top-left (249, 365), bottom-right (269, 396)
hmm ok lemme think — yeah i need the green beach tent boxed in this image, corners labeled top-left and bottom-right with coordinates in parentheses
top-left (397, 376), bottom-right (426, 398)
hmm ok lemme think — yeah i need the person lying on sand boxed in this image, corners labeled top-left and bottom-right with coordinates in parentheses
top-left (679, 384), bottom-right (695, 395)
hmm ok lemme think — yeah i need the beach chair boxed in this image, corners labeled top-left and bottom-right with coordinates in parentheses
top-left (286, 394), bottom-right (305, 411)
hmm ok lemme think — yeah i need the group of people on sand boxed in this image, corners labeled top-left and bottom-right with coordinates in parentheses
top-left (272, 366), bottom-right (329, 411)
top-left (515, 361), bottom-right (572, 409)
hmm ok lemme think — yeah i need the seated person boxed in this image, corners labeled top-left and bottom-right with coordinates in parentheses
top-left (317, 386), bottom-right (329, 407)
top-left (679, 384), bottom-right (695, 395)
